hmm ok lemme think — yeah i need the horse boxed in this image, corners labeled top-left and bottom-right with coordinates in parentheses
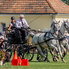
top-left (57, 20), bottom-right (69, 58)
top-left (27, 20), bottom-right (67, 62)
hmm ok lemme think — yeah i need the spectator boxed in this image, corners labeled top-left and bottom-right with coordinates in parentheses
top-left (0, 32), bottom-right (5, 49)
top-left (0, 32), bottom-right (4, 40)
top-left (38, 29), bottom-right (41, 33)
top-left (4, 30), bottom-right (8, 40)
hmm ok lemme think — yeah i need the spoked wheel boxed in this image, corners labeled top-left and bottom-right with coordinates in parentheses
top-left (6, 49), bottom-right (12, 58)
top-left (2, 40), bottom-right (13, 58)
top-left (37, 49), bottom-right (48, 62)
top-left (23, 45), bottom-right (35, 61)
top-left (5, 44), bottom-right (13, 58)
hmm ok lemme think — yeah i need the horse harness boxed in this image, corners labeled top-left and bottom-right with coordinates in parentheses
top-left (37, 30), bottom-right (66, 47)
top-left (58, 30), bottom-right (67, 43)
top-left (37, 32), bottom-right (57, 47)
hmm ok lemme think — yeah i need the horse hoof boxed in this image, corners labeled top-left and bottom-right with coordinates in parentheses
top-left (62, 59), bottom-right (66, 63)
top-left (57, 56), bottom-right (60, 59)
top-left (56, 59), bottom-right (58, 62)
top-left (38, 59), bottom-right (41, 62)
top-left (37, 57), bottom-right (39, 60)
top-left (56, 56), bottom-right (60, 59)
top-left (46, 59), bottom-right (50, 62)
top-left (53, 58), bottom-right (58, 62)
top-left (63, 52), bottom-right (67, 57)
top-left (55, 58), bottom-right (59, 62)
top-left (63, 60), bottom-right (66, 63)
top-left (55, 58), bottom-right (58, 62)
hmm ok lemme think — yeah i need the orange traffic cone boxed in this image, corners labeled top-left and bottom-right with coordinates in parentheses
top-left (18, 57), bottom-right (22, 65)
top-left (11, 51), bottom-right (19, 66)
top-left (11, 59), bottom-right (19, 66)
top-left (13, 51), bottom-right (18, 59)
top-left (21, 59), bottom-right (29, 66)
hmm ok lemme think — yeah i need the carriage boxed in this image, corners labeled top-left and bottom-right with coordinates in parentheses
top-left (0, 27), bottom-right (48, 62)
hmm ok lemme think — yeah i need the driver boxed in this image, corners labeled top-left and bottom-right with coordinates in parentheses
top-left (16, 14), bottom-right (30, 42)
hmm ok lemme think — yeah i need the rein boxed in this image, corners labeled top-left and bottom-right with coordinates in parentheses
top-left (59, 37), bottom-right (67, 41)
top-left (58, 30), bottom-right (63, 35)
top-left (44, 32), bottom-right (55, 41)
top-left (37, 23), bottom-right (60, 44)
top-left (48, 31), bottom-right (58, 40)
top-left (37, 31), bottom-right (57, 45)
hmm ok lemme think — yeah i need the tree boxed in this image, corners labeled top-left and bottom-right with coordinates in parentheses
top-left (61, 0), bottom-right (69, 5)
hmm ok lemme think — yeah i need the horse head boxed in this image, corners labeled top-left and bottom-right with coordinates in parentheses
top-left (50, 20), bottom-right (60, 35)
top-left (63, 20), bottom-right (69, 33)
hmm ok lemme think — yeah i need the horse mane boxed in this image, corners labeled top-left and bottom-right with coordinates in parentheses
top-left (50, 20), bottom-right (60, 28)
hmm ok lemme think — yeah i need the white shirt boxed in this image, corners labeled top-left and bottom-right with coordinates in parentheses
top-left (10, 23), bottom-right (13, 26)
top-left (16, 18), bottom-right (29, 28)
top-left (10, 22), bottom-right (16, 27)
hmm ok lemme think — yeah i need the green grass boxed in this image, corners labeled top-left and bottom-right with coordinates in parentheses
top-left (0, 53), bottom-right (69, 69)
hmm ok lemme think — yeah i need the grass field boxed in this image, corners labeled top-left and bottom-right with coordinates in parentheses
top-left (0, 53), bottom-right (69, 69)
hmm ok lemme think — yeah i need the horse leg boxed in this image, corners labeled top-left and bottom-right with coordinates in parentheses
top-left (37, 51), bottom-right (39, 60)
top-left (55, 50), bottom-right (60, 59)
top-left (60, 44), bottom-right (67, 57)
top-left (36, 45), bottom-right (45, 58)
top-left (61, 44), bottom-right (66, 52)
top-left (47, 42), bottom-right (59, 61)
top-left (50, 49), bottom-right (58, 62)
top-left (48, 43), bottom-right (58, 52)
top-left (45, 49), bottom-right (50, 62)
top-left (56, 40), bottom-right (66, 63)
top-left (65, 39), bottom-right (69, 52)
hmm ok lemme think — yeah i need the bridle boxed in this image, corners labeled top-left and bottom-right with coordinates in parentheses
top-left (58, 21), bottom-right (69, 40)
top-left (59, 21), bottom-right (69, 35)
top-left (52, 23), bottom-right (60, 34)
top-left (64, 21), bottom-right (69, 32)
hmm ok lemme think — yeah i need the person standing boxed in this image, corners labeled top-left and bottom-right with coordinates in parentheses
top-left (0, 32), bottom-right (5, 49)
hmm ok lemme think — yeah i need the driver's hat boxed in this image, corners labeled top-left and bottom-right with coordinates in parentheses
top-left (19, 14), bottom-right (24, 17)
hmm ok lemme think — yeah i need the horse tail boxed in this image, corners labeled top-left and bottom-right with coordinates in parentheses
top-left (27, 32), bottom-right (35, 45)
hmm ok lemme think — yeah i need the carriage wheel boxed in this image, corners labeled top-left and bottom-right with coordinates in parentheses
top-left (6, 44), bottom-right (13, 58)
top-left (23, 46), bottom-right (35, 61)
top-left (2, 40), bottom-right (13, 58)
top-left (6, 49), bottom-right (12, 58)
top-left (37, 49), bottom-right (48, 62)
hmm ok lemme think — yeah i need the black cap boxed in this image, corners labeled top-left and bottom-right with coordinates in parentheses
top-left (11, 16), bottom-right (15, 20)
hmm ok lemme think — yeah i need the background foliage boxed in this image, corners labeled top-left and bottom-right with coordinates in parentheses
top-left (61, 0), bottom-right (69, 5)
